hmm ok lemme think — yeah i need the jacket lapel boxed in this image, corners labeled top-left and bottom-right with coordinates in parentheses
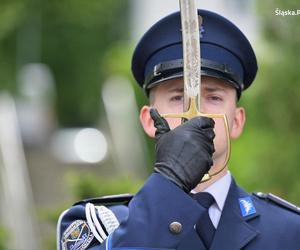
top-left (210, 179), bottom-right (259, 250)
top-left (177, 227), bottom-right (206, 250)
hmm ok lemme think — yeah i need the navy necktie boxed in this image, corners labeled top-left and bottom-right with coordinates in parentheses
top-left (194, 192), bottom-right (216, 249)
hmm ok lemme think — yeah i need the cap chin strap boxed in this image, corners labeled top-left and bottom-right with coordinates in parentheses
top-left (144, 58), bottom-right (243, 96)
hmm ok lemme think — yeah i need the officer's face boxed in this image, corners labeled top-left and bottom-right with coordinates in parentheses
top-left (140, 76), bottom-right (246, 171)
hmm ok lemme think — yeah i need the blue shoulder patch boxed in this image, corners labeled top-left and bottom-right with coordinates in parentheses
top-left (239, 197), bottom-right (256, 217)
top-left (61, 220), bottom-right (94, 250)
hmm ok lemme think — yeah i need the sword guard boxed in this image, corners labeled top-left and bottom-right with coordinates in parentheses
top-left (161, 97), bottom-right (231, 183)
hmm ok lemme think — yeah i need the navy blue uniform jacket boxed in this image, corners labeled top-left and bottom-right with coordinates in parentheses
top-left (58, 173), bottom-right (300, 250)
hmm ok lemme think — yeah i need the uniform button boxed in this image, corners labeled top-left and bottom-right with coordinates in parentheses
top-left (169, 221), bottom-right (182, 234)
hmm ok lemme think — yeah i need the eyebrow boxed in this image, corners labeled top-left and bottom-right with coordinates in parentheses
top-left (167, 85), bottom-right (226, 93)
top-left (167, 86), bottom-right (184, 93)
top-left (202, 85), bottom-right (227, 93)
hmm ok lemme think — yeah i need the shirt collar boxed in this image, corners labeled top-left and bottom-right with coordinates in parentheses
top-left (203, 171), bottom-right (232, 212)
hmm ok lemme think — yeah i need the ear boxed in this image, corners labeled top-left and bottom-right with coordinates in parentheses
top-left (230, 107), bottom-right (246, 139)
top-left (139, 105), bottom-right (155, 138)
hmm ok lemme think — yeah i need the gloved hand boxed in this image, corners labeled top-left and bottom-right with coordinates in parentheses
top-left (150, 109), bottom-right (215, 193)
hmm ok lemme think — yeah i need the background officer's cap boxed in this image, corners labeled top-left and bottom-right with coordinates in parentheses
top-left (131, 9), bottom-right (258, 98)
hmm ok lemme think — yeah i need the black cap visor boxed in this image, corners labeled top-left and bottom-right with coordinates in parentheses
top-left (144, 58), bottom-right (243, 98)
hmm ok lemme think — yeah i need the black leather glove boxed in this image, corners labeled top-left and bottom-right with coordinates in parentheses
top-left (150, 108), bottom-right (215, 193)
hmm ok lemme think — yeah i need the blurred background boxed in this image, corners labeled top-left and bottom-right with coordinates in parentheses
top-left (0, 0), bottom-right (299, 249)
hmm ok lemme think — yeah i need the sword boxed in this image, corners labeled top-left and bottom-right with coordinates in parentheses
top-left (162, 0), bottom-right (231, 182)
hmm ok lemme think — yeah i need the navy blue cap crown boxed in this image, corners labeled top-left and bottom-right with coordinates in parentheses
top-left (131, 9), bottom-right (258, 97)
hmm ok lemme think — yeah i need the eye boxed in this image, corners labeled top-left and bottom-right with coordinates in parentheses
top-left (170, 95), bottom-right (184, 102)
top-left (207, 95), bottom-right (223, 102)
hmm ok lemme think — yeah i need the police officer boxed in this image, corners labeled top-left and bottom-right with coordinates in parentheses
top-left (57, 9), bottom-right (300, 250)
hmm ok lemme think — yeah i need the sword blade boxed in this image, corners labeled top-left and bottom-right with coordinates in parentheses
top-left (179, 0), bottom-right (201, 112)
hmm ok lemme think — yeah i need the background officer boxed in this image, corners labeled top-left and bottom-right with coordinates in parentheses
top-left (57, 9), bottom-right (300, 250)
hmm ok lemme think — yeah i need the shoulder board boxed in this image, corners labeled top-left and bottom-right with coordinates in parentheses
top-left (253, 192), bottom-right (300, 215)
top-left (73, 193), bottom-right (134, 206)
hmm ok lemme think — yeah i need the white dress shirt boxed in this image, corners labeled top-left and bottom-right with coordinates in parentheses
top-left (193, 171), bottom-right (232, 229)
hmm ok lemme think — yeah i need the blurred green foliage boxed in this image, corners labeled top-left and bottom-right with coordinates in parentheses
top-left (66, 172), bottom-right (144, 200)
top-left (0, 0), bottom-right (130, 126)
top-left (0, 226), bottom-right (8, 250)
top-left (230, 0), bottom-right (300, 205)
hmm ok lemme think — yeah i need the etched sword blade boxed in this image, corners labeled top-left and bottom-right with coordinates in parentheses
top-left (179, 0), bottom-right (201, 112)
top-left (162, 2), bottom-right (232, 181)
